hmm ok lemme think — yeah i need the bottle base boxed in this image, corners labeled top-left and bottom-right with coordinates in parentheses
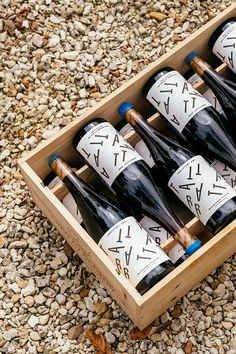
top-left (135, 261), bottom-right (174, 295)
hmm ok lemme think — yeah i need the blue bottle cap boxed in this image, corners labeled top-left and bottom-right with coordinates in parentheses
top-left (118, 102), bottom-right (134, 118)
top-left (185, 52), bottom-right (199, 65)
top-left (48, 154), bottom-right (61, 168)
top-left (185, 240), bottom-right (202, 255)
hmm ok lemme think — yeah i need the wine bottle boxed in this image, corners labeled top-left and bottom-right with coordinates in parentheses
top-left (209, 17), bottom-right (236, 74)
top-left (73, 118), bottom-right (201, 255)
top-left (44, 169), bottom-right (84, 226)
top-left (119, 102), bottom-right (236, 234)
top-left (185, 52), bottom-right (236, 141)
top-left (48, 155), bottom-right (175, 294)
top-left (143, 67), bottom-right (236, 171)
top-left (184, 70), bottom-right (224, 115)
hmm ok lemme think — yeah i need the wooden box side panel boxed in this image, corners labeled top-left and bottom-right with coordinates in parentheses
top-left (20, 162), bottom-right (141, 324)
top-left (136, 220), bottom-right (236, 329)
top-left (20, 4), bottom-right (236, 181)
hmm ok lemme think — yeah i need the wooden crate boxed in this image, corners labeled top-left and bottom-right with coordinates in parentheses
top-left (19, 4), bottom-right (236, 330)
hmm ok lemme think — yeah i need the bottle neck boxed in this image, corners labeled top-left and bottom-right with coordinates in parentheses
top-left (189, 55), bottom-right (225, 87)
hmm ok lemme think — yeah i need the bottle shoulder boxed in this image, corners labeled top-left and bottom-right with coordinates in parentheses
top-left (142, 67), bottom-right (174, 98)
top-left (208, 18), bottom-right (236, 50)
top-left (73, 117), bottom-right (106, 148)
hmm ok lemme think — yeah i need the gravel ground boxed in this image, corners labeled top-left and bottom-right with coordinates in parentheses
top-left (0, 0), bottom-right (236, 353)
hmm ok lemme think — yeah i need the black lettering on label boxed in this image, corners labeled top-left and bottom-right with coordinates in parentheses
top-left (95, 134), bottom-right (108, 139)
top-left (99, 244), bottom-right (108, 256)
top-left (117, 229), bottom-right (122, 243)
top-left (196, 163), bottom-right (201, 175)
top-left (101, 168), bottom-right (109, 179)
top-left (189, 91), bottom-right (202, 98)
top-left (223, 165), bottom-right (228, 172)
top-left (217, 51), bottom-right (225, 61)
top-left (152, 96), bottom-right (161, 106)
top-left (115, 258), bottom-right (122, 273)
top-left (123, 268), bottom-right (130, 279)
top-left (195, 204), bottom-right (201, 217)
top-left (187, 166), bottom-right (193, 180)
top-left (82, 148), bottom-right (91, 159)
top-left (125, 246), bottom-right (132, 266)
top-left (137, 254), bottom-right (152, 260)
top-left (146, 234), bottom-right (153, 246)
top-left (94, 149), bottom-right (100, 167)
top-left (223, 43), bottom-right (235, 48)
top-left (228, 51), bottom-right (234, 68)
top-left (179, 183), bottom-right (195, 190)
top-left (108, 246), bottom-right (125, 253)
top-left (119, 144), bottom-right (134, 151)
top-left (170, 182), bottom-right (179, 194)
top-left (191, 97), bottom-right (197, 109)
top-left (112, 134), bottom-right (120, 146)
top-left (171, 115), bottom-right (180, 126)
top-left (164, 97), bottom-right (170, 115)
top-left (213, 183), bottom-right (227, 190)
top-left (186, 195), bottom-right (193, 209)
top-left (182, 81), bottom-right (189, 94)
top-left (196, 183), bottom-right (203, 202)
top-left (184, 100), bottom-right (189, 113)
top-left (90, 141), bottom-right (103, 146)
top-left (142, 247), bottom-right (157, 254)
top-left (160, 89), bottom-right (173, 94)
top-left (114, 153), bottom-right (119, 167)
top-left (149, 226), bottom-right (162, 233)
top-left (122, 150), bottom-right (127, 162)
top-left (155, 237), bottom-right (161, 246)
top-left (165, 82), bottom-right (178, 87)
top-left (125, 225), bottom-right (131, 238)
top-left (231, 177), bottom-right (236, 188)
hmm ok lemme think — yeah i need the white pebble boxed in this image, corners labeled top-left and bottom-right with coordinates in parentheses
top-left (28, 315), bottom-right (39, 328)
top-left (61, 51), bottom-right (78, 61)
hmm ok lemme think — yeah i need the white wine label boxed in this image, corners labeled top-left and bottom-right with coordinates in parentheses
top-left (168, 244), bottom-right (185, 264)
top-left (77, 122), bottom-right (143, 187)
top-left (186, 73), bottom-right (201, 86)
top-left (63, 193), bottom-right (83, 224)
top-left (139, 215), bottom-right (170, 245)
top-left (135, 140), bottom-right (155, 168)
top-left (98, 216), bottom-right (170, 287)
top-left (118, 123), bottom-right (134, 136)
top-left (168, 155), bottom-right (236, 225)
top-left (212, 21), bottom-right (236, 74)
top-left (211, 160), bottom-right (236, 188)
top-left (146, 70), bottom-right (212, 133)
top-left (47, 176), bottom-right (61, 190)
top-left (203, 89), bottom-right (224, 115)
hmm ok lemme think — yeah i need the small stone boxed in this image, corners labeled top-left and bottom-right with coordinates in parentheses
top-left (105, 15), bottom-right (114, 24)
top-left (25, 296), bottom-right (34, 307)
top-left (149, 11), bottom-right (167, 21)
top-left (214, 284), bottom-right (225, 298)
top-left (3, 328), bottom-right (18, 341)
top-left (30, 331), bottom-right (40, 341)
top-left (50, 15), bottom-right (61, 24)
top-left (105, 332), bottom-right (116, 344)
top-left (11, 294), bottom-right (20, 303)
top-left (61, 51), bottom-right (78, 61)
top-left (35, 264), bottom-right (47, 274)
top-left (94, 303), bottom-right (108, 315)
top-left (0, 235), bottom-right (5, 248)
top-left (56, 294), bottom-right (66, 305)
top-left (74, 21), bottom-right (86, 33)
top-left (39, 314), bottom-right (49, 325)
top-left (58, 267), bottom-right (67, 277)
top-left (55, 83), bottom-right (66, 91)
top-left (0, 225), bottom-right (7, 233)
top-left (68, 325), bottom-right (84, 340)
top-left (222, 321), bottom-right (233, 330)
top-left (150, 333), bottom-right (162, 343)
top-left (84, 297), bottom-right (95, 312)
top-left (48, 35), bottom-right (60, 47)
top-left (0, 310), bottom-right (6, 319)
top-left (59, 315), bottom-right (73, 325)
top-left (28, 315), bottom-right (39, 328)
top-left (22, 279), bottom-right (35, 297)
top-left (9, 241), bottom-right (27, 249)
top-left (32, 34), bottom-right (43, 48)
